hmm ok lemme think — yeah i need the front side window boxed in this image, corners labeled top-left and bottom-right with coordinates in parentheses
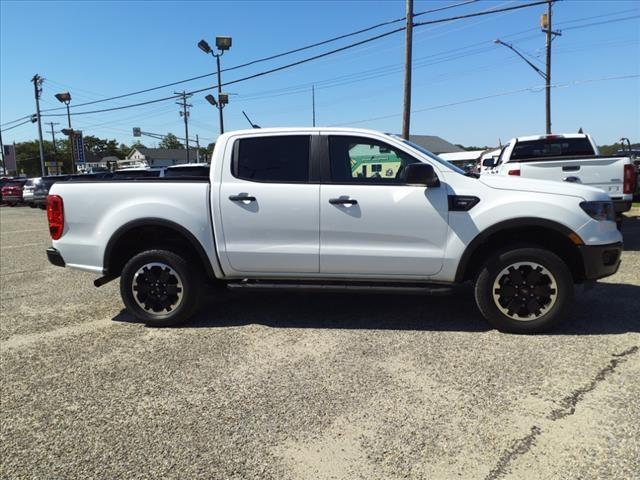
top-left (329, 136), bottom-right (419, 183)
top-left (234, 135), bottom-right (310, 182)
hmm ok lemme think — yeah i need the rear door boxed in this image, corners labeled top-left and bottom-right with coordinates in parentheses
top-left (219, 133), bottom-right (320, 274)
top-left (318, 134), bottom-right (449, 277)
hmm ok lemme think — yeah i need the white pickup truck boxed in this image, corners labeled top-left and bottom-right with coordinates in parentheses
top-left (486, 133), bottom-right (636, 224)
top-left (46, 128), bottom-right (623, 333)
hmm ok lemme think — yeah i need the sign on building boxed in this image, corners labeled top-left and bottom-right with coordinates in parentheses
top-left (72, 131), bottom-right (85, 164)
top-left (3, 144), bottom-right (17, 173)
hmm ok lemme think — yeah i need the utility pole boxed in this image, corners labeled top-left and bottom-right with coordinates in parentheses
top-left (175, 91), bottom-right (192, 163)
top-left (312, 85), bottom-right (316, 127)
top-left (31, 74), bottom-right (46, 176)
top-left (544, 0), bottom-right (552, 134)
top-left (195, 134), bottom-right (201, 162)
top-left (48, 122), bottom-right (60, 175)
top-left (402, 0), bottom-right (413, 140)
top-left (0, 130), bottom-right (4, 174)
top-left (540, 0), bottom-right (561, 134)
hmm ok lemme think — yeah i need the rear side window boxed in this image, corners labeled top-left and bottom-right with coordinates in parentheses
top-left (510, 138), bottom-right (595, 161)
top-left (165, 166), bottom-right (210, 177)
top-left (234, 135), bottom-right (310, 182)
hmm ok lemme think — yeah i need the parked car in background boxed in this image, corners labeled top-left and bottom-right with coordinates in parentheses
top-left (33, 177), bottom-right (64, 209)
top-left (47, 127), bottom-right (623, 334)
top-left (486, 133), bottom-right (636, 225)
top-left (1, 178), bottom-right (28, 206)
top-left (0, 177), bottom-right (14, 204)
top-left (22, 178), bottom-right (41, 207)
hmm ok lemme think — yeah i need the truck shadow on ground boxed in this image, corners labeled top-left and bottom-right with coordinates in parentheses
top-left (622, 214), bottom-right (640, 251)
top-left (113, 281), bottom-right (640, 335)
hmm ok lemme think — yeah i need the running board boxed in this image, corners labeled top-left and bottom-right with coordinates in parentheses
top-left (226, 280), bottom-right (453, 296)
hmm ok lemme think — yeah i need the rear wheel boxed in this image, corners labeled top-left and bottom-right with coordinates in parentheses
top-left (120, 249), bottom-right (202, 327)
top-left (474, 247), bottom-right (573, 333)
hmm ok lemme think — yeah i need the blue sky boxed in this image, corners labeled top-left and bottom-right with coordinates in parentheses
top-left (1, 0), bottom-right (638, 148)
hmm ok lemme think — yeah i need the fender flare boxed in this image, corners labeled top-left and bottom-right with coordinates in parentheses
top-left (454, 217), bottom-right (578, 283)
top-left (103, 217), bottom-right (217, 279)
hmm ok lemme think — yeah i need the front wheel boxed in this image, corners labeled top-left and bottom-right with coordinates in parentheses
top-left (120, 249), bottom-right (202, 327)
top-left (474, 247), bottom-right (574, 333)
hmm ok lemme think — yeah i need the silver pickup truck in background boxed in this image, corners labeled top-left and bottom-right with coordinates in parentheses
top-left (485, 133), bottom-right (636, 225)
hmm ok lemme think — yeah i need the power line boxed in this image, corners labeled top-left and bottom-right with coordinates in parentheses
top-left (0, 115), bottom-right (33, 128)
top-left (0, 119), bottom-right (33, 133)
top-left (412, 0), bottom-right (549, 27)
top-left (13, 1), bottom-right (636, 126)
top-left (331, 74), bottom-right (640, 126)
top-left (37, 0), bottom-right (479, 114)
top-left (10, 2), bottom-right (634, 125)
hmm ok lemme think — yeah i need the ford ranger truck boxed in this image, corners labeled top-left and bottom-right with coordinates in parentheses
top-left (45, 128), bottom-right (623, 333)
top-left (487, 133), bottom-right (635, 225)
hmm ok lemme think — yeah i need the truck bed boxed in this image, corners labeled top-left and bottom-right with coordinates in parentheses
top-left (49, 179), bottom-right (216, 274)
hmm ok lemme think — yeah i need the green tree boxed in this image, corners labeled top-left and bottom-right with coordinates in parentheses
top-left (159, 133), bottom-right (183, 149)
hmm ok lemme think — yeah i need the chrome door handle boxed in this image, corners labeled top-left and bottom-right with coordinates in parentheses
top-left (229, 194), bottom-right (256, 202)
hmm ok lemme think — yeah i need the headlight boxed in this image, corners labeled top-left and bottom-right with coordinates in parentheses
top-left (580, 201), bottom-right (615, 222)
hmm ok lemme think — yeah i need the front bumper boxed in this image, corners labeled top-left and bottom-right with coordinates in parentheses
top-left (578, 242), bottom-right (622, 280)
top-left (46, 247), bottom-right (66, 268)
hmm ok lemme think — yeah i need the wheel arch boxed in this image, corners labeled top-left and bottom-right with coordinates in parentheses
top-left (455, 217), bottom-right (585, 283)
top-left (103, 218), bottom-right (217, 280)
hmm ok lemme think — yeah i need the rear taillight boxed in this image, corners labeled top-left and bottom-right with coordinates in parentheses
top-left (623, 164), bottom-right (636, 194)
top-left (508, 169), bottom-right (521, 176)
top-left (47, 195), bottom-right (64, 240)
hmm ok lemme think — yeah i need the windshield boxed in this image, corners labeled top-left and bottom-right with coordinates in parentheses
top-left (397, 138), bottom-right (466, 174)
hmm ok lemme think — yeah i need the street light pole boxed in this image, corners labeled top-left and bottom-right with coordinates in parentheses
top-left (198, 37), bottom-right (232, 136)
top-left (215, 54), bottom-right (224, 134)
top-left (56, 91), bottom-right (75, 173)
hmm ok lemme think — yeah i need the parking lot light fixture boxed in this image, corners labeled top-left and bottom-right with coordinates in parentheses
top-left (197, 40), bottom-right (212, 54)
top-left (215, 36), bottom-right (232, 52)
top-left (54, 92), bottom-right (71, 104)
top-left (205, 94), bottom-right (217, 107)
top-left (55, 91), bottom-right (75, 173)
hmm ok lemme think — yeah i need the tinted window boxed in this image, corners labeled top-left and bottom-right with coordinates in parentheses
top-left (165, 165), bottom-right (210, 177)
top-left (510, 138), bottom-right (595, 160)
top-left (234, 136), bottom-right (309, 182)
top-left (329, 136), bottom-right (419, 183)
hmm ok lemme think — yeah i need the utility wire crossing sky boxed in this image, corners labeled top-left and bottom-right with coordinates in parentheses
top-left (1, 0), bottom-right (638, 147)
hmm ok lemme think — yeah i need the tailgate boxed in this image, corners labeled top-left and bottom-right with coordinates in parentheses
top-left (519, 157), bottom-right (625, 197)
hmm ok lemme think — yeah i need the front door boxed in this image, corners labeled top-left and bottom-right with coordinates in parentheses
top-left (319, 135), bottom-right (449, 277)
top-left (219, 134), bottom-right (319, 274)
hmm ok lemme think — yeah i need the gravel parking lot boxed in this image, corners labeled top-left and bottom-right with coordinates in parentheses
top-left (1, 205), bottom-right (639, 479)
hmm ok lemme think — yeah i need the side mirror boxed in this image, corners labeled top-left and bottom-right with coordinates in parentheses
top-left (482, 158), bottom-right (497, 168)
top-left (405, 163), bottom-right (440, 187)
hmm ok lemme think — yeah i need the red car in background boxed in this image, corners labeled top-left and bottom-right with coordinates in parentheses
top-left (1, 178), bottom-right (28, 206)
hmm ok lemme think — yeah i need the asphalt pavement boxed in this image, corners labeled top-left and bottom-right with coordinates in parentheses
top-left (1, 205), bottom-right (639, 479)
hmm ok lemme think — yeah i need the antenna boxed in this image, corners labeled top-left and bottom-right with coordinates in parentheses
top-left (242, 111), bottom-right (261, 129)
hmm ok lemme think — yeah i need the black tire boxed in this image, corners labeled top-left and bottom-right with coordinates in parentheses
top-left (474, 247), bottom-right (574, 334)
top-left (120, 249), bottom-right (202, 327)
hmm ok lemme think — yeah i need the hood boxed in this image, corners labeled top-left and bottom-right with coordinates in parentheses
top-left (479, 175), bottom-right (609, 201)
